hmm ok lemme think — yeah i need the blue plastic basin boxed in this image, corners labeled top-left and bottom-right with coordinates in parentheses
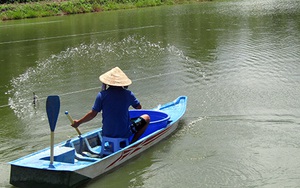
top-left (129, 110), bottom-right (170, 137)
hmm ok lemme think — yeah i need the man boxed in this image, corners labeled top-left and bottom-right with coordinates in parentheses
top-left (71, 67), bottom-right (150, 143)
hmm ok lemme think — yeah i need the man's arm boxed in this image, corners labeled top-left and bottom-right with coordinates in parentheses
top-left (134, 104), bottom-right (142, 109)
top-left (71, 110), bottom-right (98, 128)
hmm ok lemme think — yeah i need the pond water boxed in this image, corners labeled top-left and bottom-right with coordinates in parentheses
top-left (1, 0), bottom-right (300, 187)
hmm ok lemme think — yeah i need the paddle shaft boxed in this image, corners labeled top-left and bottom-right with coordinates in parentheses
top-left (65, 112), bottom-right (82, 135)
top-left (50, 131), bottom-right (54, 165)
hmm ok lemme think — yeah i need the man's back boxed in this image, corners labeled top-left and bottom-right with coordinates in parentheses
top-left (93, 86), bottom-right (140, 138)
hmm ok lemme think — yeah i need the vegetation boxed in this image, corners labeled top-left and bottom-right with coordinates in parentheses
top-left (0, 0), bottom-right (211, 21)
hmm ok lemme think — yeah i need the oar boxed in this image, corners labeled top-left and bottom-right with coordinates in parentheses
top-left (65, 111), bottom-right (84, 154)
top-left (65, 111), bottom-right (82, 136)
top-left (46, 95), bottom-right (60, 168)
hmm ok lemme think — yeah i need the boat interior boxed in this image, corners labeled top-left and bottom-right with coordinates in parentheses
top-left (51, 109), bottom-right (171, 163)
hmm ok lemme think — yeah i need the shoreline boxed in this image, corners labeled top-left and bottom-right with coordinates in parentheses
top-left (0, 0), bottom-right (212, 21)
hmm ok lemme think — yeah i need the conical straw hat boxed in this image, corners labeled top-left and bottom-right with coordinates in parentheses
top-left (99, 67), bottom-right (132, 86)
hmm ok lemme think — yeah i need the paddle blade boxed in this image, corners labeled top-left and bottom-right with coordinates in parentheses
top-left (46, 95), bottom-right (60, 132)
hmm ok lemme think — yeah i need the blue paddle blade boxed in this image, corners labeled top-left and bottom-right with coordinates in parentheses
top-left (46, 95), bottom-right (60, 132)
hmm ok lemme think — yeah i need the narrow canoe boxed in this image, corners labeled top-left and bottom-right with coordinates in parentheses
top-left (9, 96), bottom-right (187, 188)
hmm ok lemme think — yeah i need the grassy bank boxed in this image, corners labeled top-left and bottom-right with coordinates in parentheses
top-left (0, 0), bottom-right (210, 21)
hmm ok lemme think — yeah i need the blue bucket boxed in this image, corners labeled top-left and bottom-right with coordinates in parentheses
top-left (129, 110), bottom-right (170, 138)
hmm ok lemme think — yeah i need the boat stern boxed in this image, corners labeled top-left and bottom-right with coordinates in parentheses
top-left (10, 165), bottom-right (90, 188)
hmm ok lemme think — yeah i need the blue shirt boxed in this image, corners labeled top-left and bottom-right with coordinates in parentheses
top-left (92, 87), bottom-right (140, 138)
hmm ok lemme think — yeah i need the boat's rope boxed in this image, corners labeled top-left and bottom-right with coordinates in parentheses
top-left (0, 25), bottom-right (160, 45)
top-left (0, 69), bottom-right (188, 109)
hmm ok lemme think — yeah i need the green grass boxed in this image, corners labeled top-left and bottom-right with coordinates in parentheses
top-left (0, 0), bottom-right (212, 21)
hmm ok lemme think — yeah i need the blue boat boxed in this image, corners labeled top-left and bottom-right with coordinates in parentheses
top-left (9, 96), bottom-right (187, 188)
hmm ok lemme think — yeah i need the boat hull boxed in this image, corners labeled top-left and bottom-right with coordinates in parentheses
top-left (10, 165), bottom-right (89, 188)
top-left (9, 96), bottom-right (187, 188)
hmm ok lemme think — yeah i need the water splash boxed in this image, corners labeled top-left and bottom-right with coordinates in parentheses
top-left (7, 35), bottom-right (192, 120)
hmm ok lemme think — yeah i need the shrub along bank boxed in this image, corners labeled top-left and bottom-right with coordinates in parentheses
top-left (0, 0), bottom-right (211, 21)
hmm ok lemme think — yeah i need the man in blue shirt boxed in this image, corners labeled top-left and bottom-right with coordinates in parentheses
top-left (71, 67), bottom-right (150, 143)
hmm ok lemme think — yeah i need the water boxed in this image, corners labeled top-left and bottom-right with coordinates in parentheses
top-left (1, 0), bottom-right (300, 187)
